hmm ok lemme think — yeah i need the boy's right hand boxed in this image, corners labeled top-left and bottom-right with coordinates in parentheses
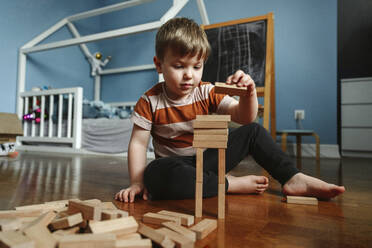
top-left (115, 183), bottom-right (148, 203)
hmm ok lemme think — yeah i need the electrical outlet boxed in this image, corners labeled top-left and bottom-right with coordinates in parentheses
top-left (294, 110), bottom-right (305, 120)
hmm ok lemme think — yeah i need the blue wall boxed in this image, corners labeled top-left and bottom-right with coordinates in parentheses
top-left (0, 0), bottom-right (101, 112)
top-left (0, 0), bottom-right (337, 144)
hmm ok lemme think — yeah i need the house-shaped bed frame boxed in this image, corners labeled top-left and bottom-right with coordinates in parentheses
top-left (15, 0), bottom-right (210, 152)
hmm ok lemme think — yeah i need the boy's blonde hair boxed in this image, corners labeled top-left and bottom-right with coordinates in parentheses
top-left (155, 17), bottom-right (211, 61)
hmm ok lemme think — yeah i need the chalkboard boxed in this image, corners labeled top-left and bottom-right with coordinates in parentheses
top-left (202, 19), bottom-right (267, 87)
top-left (201, 13), bottom-right (276, 138)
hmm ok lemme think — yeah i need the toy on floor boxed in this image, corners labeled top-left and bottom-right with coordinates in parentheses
top-left (0, 143), bottom-right (18, 158)
top-left (0, 198), bottom-right (218, 247)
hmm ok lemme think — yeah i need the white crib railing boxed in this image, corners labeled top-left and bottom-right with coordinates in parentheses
top-left (18, 87), bottom-right (83, 149)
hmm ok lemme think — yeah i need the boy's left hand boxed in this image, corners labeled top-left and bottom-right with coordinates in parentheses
top-left (226, 70), bottom-right (256, 96)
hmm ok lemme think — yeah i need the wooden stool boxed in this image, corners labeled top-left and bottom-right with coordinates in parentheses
top-left (193, 115), bottom-right (230, 219)
top-left (276, 129), bottom-right (320, 161)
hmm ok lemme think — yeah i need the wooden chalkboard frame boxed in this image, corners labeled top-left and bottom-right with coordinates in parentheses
top-left (202, 13), bottom-right (276, 138)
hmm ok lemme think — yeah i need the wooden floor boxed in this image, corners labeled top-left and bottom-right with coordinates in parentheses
top-left (1, 151), bottom-right (371, 247)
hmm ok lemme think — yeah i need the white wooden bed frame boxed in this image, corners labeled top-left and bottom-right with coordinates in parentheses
top-left (16, 87), bottom-right (140, 156)
top-left (15, 0), bottom-right (209, 155)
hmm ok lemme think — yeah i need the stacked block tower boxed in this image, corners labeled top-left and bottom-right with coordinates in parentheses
top-left (192, 115), bottom-right (231, 219)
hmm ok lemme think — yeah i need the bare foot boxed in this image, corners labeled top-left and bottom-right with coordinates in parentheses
top-left (283, 173), bottom-right (345, 199)
top-left (227, 175), bottom-right (269, 194)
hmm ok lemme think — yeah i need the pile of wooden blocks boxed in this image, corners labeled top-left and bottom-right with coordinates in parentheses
top-left (0, 199), bottom-right (217, 248)
top-left (193, 115), bottom-right (230, 219)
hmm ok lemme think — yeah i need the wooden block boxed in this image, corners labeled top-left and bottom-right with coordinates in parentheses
top-left (67, 199), bottom-right (102, 221)
top-left (142, 212), bottom-right (181, 225)
top-left (162, 222), bottom-right (197, 242)
top-left (194, 128), bottom-right (228, 136)
top-left (15, 200), bottom-right (68, 212)
top-left (50, 213), bottom-right (83, 230)
top-left (100, 202), bottom-right (118, 210)
top-left (0, 209), bottom-right (43, 219)
top-left (89, 216), bottom-right (138, 236)
top-left (218, 184), bottom-right (225, 219)
top-left (193, 134), bottom-right (228, 142)
top-left (138, 223), bottom-right (175, 248)
top-left (116, 238), bottom-right (152, 248)
top-left (116, 233), bottom-right (142, 241)
top-left (195, 182), bottom-right (203, 218)
top-left (0, 231), bottom-right (35, 248)
top-left (22, 211), bottom-right (57, 229)
top-left (189, 219), bottom-right (217, 240)
top-left (22, 224), bottom-right (57, 248)
top-left (13, 217), bottom-right (37, 229)
top-left (101, 209), bottom-right (128, 220)
top-left (58, 233), bottom-right (116, 248)
top-left (44, 199), bottom-right (70, 206)
top-left (15, 203), bottom-right (65, 212)
top-left (156, 227), bottom-right (194, 248)
top-left (82, 199), bottom-right (101, 206)
top-left (214, 82), bottom-right (248, 96)
top-left (286, 196), bottom-right (318, 205)
top-left (218, 148), bottom-right (226, 184)
top-left (192, 140), bottom-right (227, 148)
top-left (0, 218), bottom-right (22, 231)
top-left (157, 211), bottom-right (194, 227)
top-left (192, 120), bottom-right (228, 129)
top-left (196, 148), bottom-right (203, 183)
top-left (52, 226), bottom-right (80, 237)
top-left (195, 115), bottom-right (231, 122)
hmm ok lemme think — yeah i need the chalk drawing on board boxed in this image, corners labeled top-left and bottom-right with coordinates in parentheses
top-left (203, 20), bottom-right (267, 87)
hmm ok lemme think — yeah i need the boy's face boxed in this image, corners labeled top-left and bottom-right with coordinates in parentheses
top-left (154, 49), bottom-right (204, 101)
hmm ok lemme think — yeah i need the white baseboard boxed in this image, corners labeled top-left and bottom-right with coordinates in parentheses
top-left (341, 150), bottom-right (372, 158)
top-left (16, 145), bottom-right (155, 159)
top-left (282, 143), bottom-right (340, 159)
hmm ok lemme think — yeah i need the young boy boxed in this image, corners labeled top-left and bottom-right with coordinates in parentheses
top-left (115, 17), bottom-right (345, 203)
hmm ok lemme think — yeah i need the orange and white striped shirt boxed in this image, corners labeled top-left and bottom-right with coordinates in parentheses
top-left (131, 81), bottom-right (234, 157)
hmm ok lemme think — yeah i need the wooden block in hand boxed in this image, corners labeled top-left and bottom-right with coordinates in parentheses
top-left (0, 230), bottom-right (35, 248)
top-left (195, 115), bottom-right (231, 122)
top-left (89, 216), bottom-right (138, 236)
top-left (138, 223), bottom-right (175, 248)
top-left (50, 213), bottom-right (83, 230)
top-left (67, 199), bottom-right (102, 221)
top-left (156, 227), bottom-right (194, 248)
top-left (190, 218), bottom-right (217, 240)
top-left (214, 82), bottom-right (248, 96)
top-left (58, 233), bottom-right (116, 248)
top-left (162, 221), bottom-right (197, 241)
top-left (157, 210), bottom-right (194, 227)
top-left (142, 212), bottom-right (181, 225)
top-left (286, 196), bottom-right (318, 205)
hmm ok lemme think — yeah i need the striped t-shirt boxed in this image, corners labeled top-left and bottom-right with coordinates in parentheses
top-left (131, 81), bottom-right (234, 157)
